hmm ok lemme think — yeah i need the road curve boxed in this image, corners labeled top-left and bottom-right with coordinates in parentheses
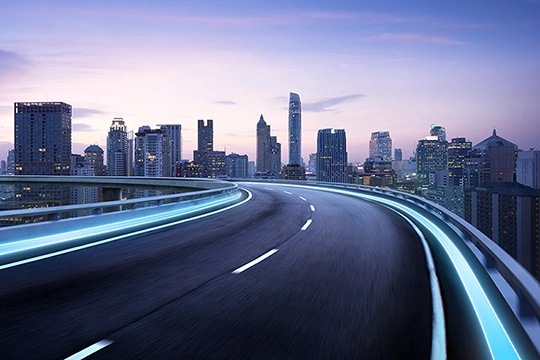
top-left (0, 183), bottom-right (432, 359)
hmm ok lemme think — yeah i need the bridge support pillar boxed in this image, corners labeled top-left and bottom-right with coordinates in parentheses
top-left (102, 187), bottom-right (122, 213)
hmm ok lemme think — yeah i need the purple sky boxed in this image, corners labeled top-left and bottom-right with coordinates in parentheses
top-left (1, 0), bottom-right (540, 164)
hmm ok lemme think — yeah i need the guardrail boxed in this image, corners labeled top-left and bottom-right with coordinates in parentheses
top-left (0, 176), bottom-right (238, 226)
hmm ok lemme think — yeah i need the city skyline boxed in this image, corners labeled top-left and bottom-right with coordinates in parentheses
top-left (1, 1), bottom-right (540, 162)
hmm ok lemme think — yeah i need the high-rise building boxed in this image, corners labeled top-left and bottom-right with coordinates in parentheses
top-left (248, 161), bottom-right (255, 178)
top-left (157, 124), bottom-right (182, 177)
top-left (448, 137), bottom-right (472, 186)
top-left (394, 148), bottom-right (403, 162)
top-left (7, 149), bottom-right (14, 174)
top-left (465, 129), bottom-right (517, 186)
top-left (517, 150), bottom-right (540, 189)
top-left (288, 92), bottom-right (302, 165)
top-left (465, 182), bottom-right (540, 280)
top-left (316, 129), bottom-right (348, 183)
top-left (134, 126), bottom-right (171, 177)
top-left (266, 136), bottom-right (281, 178)
top-left (198, 119), bottom-right (213, 152)
top-left (84, 145), bottom-right (106, 176)
top-left (14, 102), bottom-right (72, 175)
top-left (226, 153), bottom-right (248, 178)
top-left (256, 115), bottom-right (270, 172)
top-left (430, 125), bottom-right (446, 142)
top-left (107, 118), bottom-right (129, 176)
top-left (415, 135), bottom-right (448, 194)
top-left (369, 131), bottom-right (392, 160)
top-left (308, 153), bottom-right (317, 173)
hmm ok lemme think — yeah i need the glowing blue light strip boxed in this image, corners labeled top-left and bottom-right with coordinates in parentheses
top-left (0, 191), bottom-right (250, 270)
top-left (257, 183), bottom-right (521, 360)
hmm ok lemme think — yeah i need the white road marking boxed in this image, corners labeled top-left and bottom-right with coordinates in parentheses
top-left (284, 191), bottom-right (292, 195)
top-left (232, 249), bottom-right (279, 274)
top-left (65, 340), bottom-right (113, 360)
top-left (300, 219), bottom-right (312, 231)
top-left (310, 205), bottom-right (316, 212)
top-left (299, 196), bottom-right (307, 201)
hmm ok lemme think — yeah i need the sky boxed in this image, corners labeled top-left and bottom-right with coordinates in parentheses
top-left (1, 0), bottom-right (540, 164)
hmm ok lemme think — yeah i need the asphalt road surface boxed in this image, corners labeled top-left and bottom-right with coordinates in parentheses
top-left (0, 183), bottom-right (432, 359)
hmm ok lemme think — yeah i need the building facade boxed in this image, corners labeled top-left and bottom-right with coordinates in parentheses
top-left (134, 126), bottom-right (172, 177)
top-left (517, 150), bottom-right (540, 189)
top-left (288, 92), bottom-right (302, 165)
top-left (106, 118), bottom-right (129, 176)
top-left (226, 153), bottom-right (249, 178)
top-left (448, 137), bottom-right (472, 186)
top-left (84, 145), bottom-right (106, 176)
top-left (465, 182), bottom-right (540, 280)
top-left (157, 124), bottom-right (182, 176)
top-left (14, 102), bottom-right (72, 176)
top-left (256, 115), bottom-right (270, 172)
top-left (369, 131), bottom-right (392, 160)
top-left (316, 129), bottom-right (348, 183)
top-left (415, 136), bottom-right (448, 194)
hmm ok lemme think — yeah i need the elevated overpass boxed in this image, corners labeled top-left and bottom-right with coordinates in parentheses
top-left (0, 176), bottom-right (538, 359)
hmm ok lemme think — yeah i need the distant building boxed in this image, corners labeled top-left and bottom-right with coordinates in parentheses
top-left (248, 161), bottom-right (255, 178)
top-left (256, 115), bottom-right (281, 178)
top-left (14, 102), bottom-right (72, 176)
top-left (84, 145), bottom-right (106, 176)
top-left (197, 119), bottom-right (213, 152)
top-left (226, 153), bottom-right (248, 178)
top-left (256, 115), bottom-right (270, 172)
top-left (415, 135), bottom-right (448, 194)
top-left (107, 118), bottom-right (129, 176)
top-left (464, 129), bottom-right (517, 186)
top-left (308, 153), bottom-right (317, 173)
top-left (135, 126), bottom-right (171, 177)
top-left (465, 182), bottom-right (540, 281)
top-left (7, 149), bottom-right (14, 174)
top-left (157, 124), bottom-right (182, 177)
top-left (282, 164), bottom-right (306, 180)
top-left (369, 131), bottom-right (392, 160)
top-left (448, 137), bottom-right (472, 186)
top-left (70, 164), bottom-right (98, 215)
top-left (288, 92), bottom-right (302, 165)
top-left (394, 148), bottom-right (402, 162)
top-left (316, 129), bottom-right (348, 183)
top-left (14, 102), bottom-right (72, 208)
top-left (517, 150), bottom-right (540, 189)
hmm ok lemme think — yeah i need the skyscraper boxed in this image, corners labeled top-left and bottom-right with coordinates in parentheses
top-left (198, 119), bottom-right (213, 152)
top-left (256, 115), bottom-right (270, 172)
top-left (369, 131), bottom-right (392, 160)
top-left (288, 92), bottom-right (301, 165)
top-left (415, 135), bottom-right (448, 194)
top-left (226, 153), bottom-right (248, 178)
top-left (107, 118), bottom-right (129, 176)
top-left (266, 136), bottom-right (281, 178)
top-left (394, 148), bottom-right (403, 162)
top-left (157, 124), bottom-right (182, 176)
top-left (316, 129), bottom-right (348, 183)
top-left (448, 137), bottom-right (472, 186)
top-left (14, 102), bottom-right (72, 175)
top-left (135, 126), bottom-right (171, 177)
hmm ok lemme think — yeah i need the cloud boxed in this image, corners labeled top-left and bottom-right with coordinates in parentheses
top-left (0, 49), bottom-right (28, 81)
top-left (213, 100), bottom-right (237, 105)
top-left (303, 94), bottom-right (365, 113)
top-left (72, 123), bottom-right (94, 132)
top-left (73, 108), bottom-right (106, 118)
top-left (358, 33), bottom-right (466, 45)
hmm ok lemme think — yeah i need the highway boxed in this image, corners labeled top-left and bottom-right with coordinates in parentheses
top-left (0, 183), bottom-right (434, 359)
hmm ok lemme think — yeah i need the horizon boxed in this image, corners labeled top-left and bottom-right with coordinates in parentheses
top-left (1, 0), bottom-right (539, 163)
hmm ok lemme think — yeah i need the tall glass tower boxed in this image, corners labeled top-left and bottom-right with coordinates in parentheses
top-left (316, 128), bottom-right (348, 183)
top-left (288, 92), bottom-right (301, 165)
top-left (107, 118), bottom-right (129, 176)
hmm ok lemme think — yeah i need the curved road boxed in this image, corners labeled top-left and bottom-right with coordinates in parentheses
top-left (0, 183), bottom-right (432, 359)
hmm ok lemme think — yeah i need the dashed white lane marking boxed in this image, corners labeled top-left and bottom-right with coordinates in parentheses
top-left (65, 340), bottom-right (113, 360)
top-left (232, 249), bottom-right (279, 274)
top-left (284, 191), bottom-right (292, 195)
top-left (310, 205), bottom-right (316, 212)
top-left (299, 196), bottom-right (307, 201)
top-left (300, 219), bottom-right (312, 231)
